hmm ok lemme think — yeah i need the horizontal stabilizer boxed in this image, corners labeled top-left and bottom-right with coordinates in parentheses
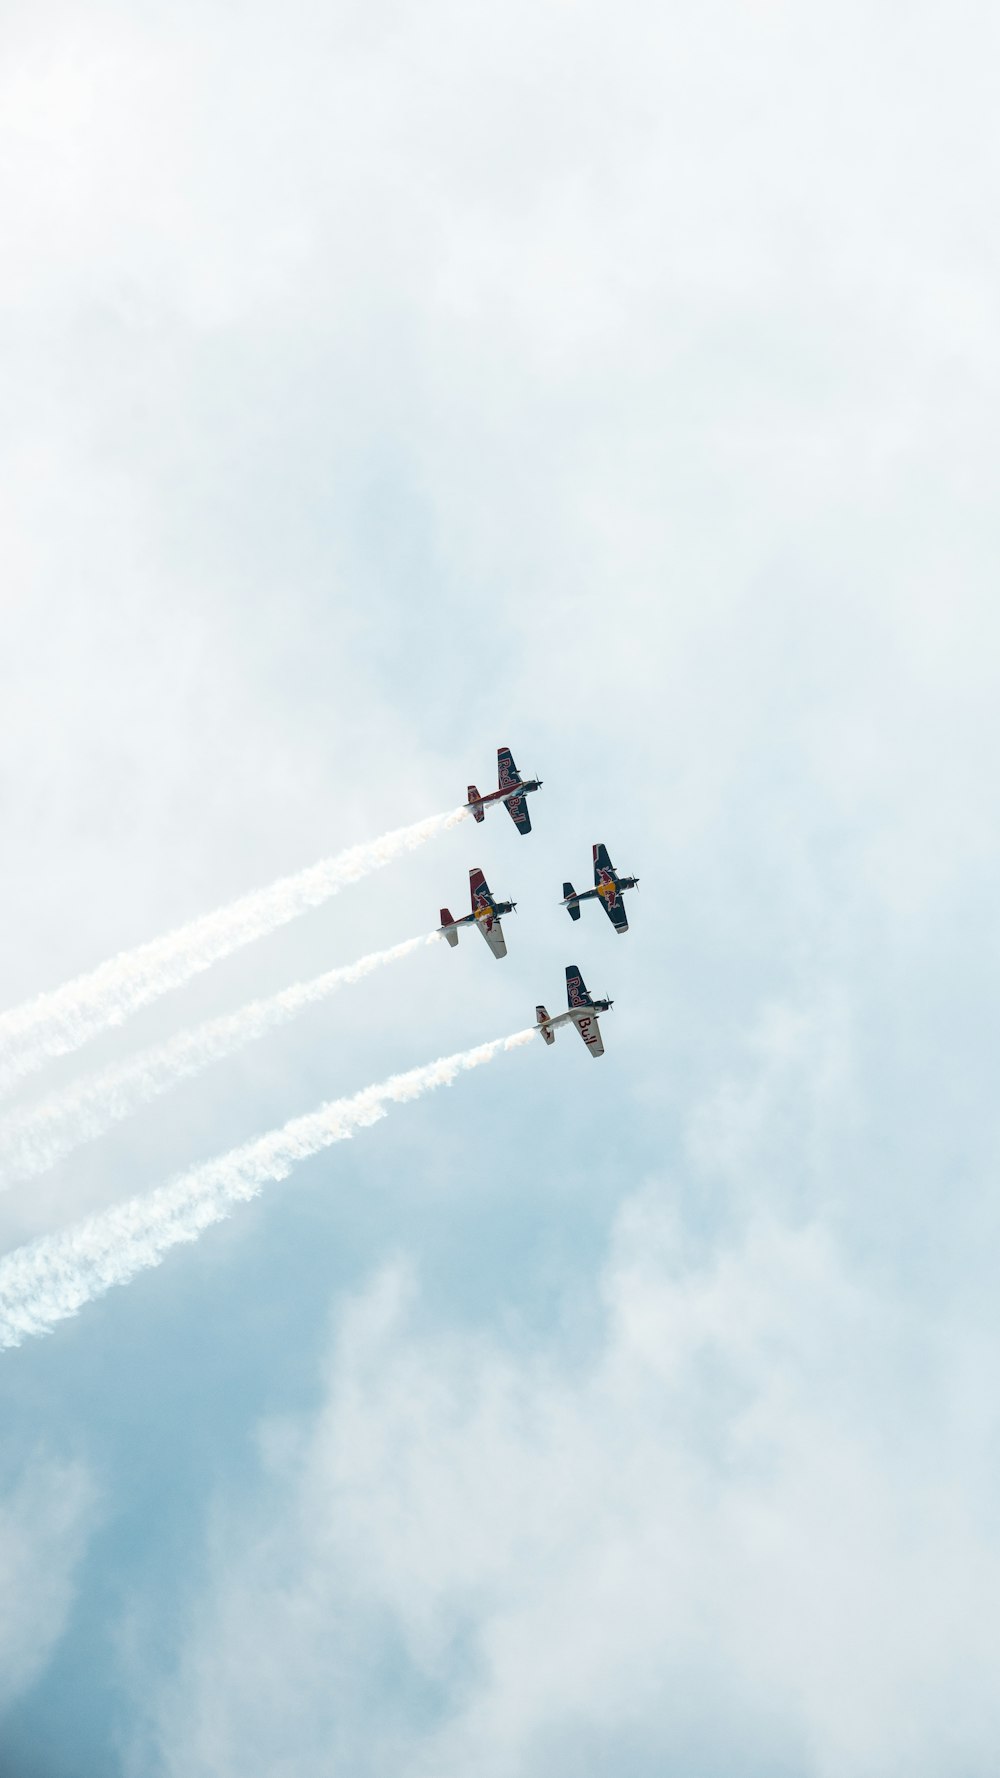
top-left (535, 1005), bottom-right (555, 1045)
top-left (467, 785), bottom-right (485, 822)
top-left (439, 909), bottom-right (459, 947)
top-left (563, 881), bottom-right (581, 920)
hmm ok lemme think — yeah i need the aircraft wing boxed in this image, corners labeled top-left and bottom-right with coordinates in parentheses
top-left (601, 895), bottom-right (629, 934)
top-left (593, 845), bottom-right (628, 932)
top-left (497, 749), bottom-right (531, 832)
top-left (478, 916), bottom-right (507, 959)
top-left (504, 791), bottom-right (532, 834)
top-left (497, 746), bottom-right (522, 790)
top-left (566, 965), bottom-right (593, 1009)
top-left (573, 1010), bottom-right (605, 1057)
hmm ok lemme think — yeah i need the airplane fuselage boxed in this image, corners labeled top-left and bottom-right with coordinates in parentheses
top-left (467, 780), bottom-right (542, 811)
top-left (560, 875), bottom-right (637, 907)
top-left (538, 1001), bottom-right (612, 1029)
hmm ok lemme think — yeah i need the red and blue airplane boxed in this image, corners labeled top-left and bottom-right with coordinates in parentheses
top-left (560, 843), bottom-right (639, 935)
top-left (535, 965), bottom-right (614, 1058)
top-left (438, 867), bottom-right (516, 959)
top-left (465, 747), bottom-right (542, 835)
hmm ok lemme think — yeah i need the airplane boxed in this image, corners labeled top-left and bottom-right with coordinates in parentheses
top-left (465, 746), bottom-right (543, 835)
top-left (535, 964), bottom-right (614, 1058)
top-left (560, 843), bottom-right (639, 935)
top-left (438, 867), bottom-right (516, 959)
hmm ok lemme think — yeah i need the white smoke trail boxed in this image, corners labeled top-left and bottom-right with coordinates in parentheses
top-left (0, 1029), bottom-right (536, 1350)
top-left (0, 807), bottom-right (468, 1098)
top-left (0, 933), bottom-right (441, 1188)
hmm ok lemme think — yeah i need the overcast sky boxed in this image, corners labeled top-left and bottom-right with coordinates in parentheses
top-left (2, 2), bottom-right (1000, 1773)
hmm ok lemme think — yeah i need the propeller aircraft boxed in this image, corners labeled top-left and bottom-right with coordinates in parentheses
top-left (465, 747), bottom-right (542, 835)
top-left (535, 965), bottom-right (614, 1057)
top-left (561, 843), bottom-right (639, 935)
top-left (438, 867), bottom-right (516, 959)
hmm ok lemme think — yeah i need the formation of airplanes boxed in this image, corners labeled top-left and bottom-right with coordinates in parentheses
top-left (438, 747), bottom-right (641, 1059)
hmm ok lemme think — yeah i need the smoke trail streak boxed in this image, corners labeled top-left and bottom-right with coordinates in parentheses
top-left (0, 807), bottom-right (468, 1098)
top-left (0, 934), bottom-right (441, 1188)
top-left (0, 1029), bottom-right (536, 1350)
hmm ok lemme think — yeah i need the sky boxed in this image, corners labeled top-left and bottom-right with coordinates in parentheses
top-left (2, 0), bottom-right (1000, 1772)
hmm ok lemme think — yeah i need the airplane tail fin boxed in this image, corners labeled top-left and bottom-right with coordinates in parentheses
top-left (535, 1005), bottom-right (555, 1044)
top-left (439, 910), bottom-right (459, 947)
top-left (563, 882), bottom-right (581, 920)
top-left (467, 785), bottom-right (485, 822)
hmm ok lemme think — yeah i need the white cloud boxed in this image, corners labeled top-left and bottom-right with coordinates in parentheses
top-left (685, 985), bottom-right (856, 1208)
top-left (3, 0), bottom-right (1000, 1765)
top-left (1, 0), bottom-right (997, 1032)
top-left (139, 1193), bottom-right (1000, 1778)
top-left (0, 1454), bottom-right (97, 1714)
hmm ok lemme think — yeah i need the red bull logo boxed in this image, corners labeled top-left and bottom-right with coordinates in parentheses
top-left (596, 869), bottom-right (619, 907)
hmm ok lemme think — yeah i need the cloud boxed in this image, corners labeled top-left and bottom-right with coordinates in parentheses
top-left (3, 0), bottom-right (1000, 1769)
top-left (0, 1455), bottom-right (97, 1717)
top-left (684, 985), bottom-right (856, 1213)
top-left (137, 1191), bottom-right (1000, 1778)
